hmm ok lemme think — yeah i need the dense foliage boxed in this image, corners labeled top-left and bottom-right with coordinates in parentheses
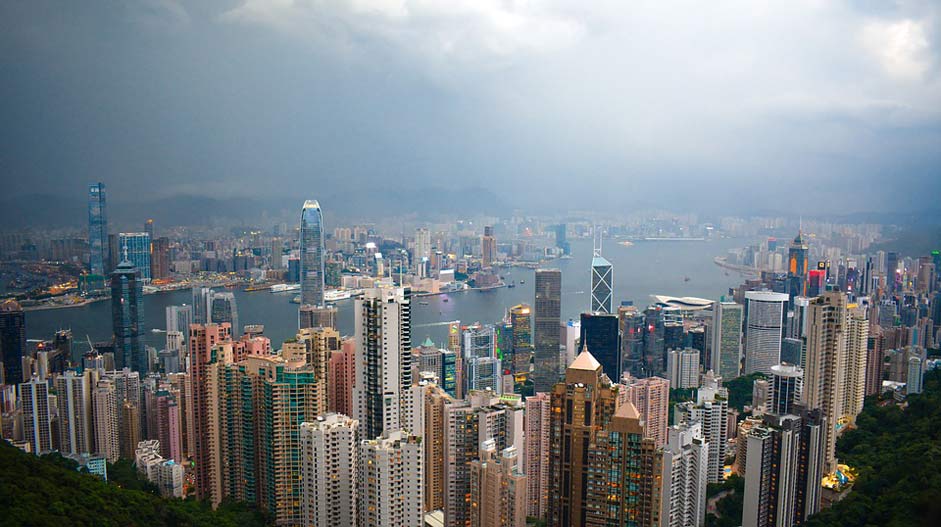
top-left (723, 372), bottom-right (765, 414)
top-left (705, 474), bottom-right (745, 527)
top-left (0, 441), bottom-right (268, 527)
top-left (805, 368), bottom-right (941, 527)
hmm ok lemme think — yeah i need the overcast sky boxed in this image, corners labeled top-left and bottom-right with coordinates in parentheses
top-left (1, 0), bottom-right (939, 214)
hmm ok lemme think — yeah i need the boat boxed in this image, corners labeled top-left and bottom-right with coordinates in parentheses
top-left (151, 329), bottom-right (166, 333)
top-left (520, 280), bottom-right (525, 284)
top-left (419, 301), bottom-right (429, 306)
top-left (270, 283), bottom-right (300, 293)
top-left (443, 298), bottom-right (449, 302)
top-left (324, 289), bottom-right (352, 302)
top-left (507, 284), bottom-right (516, 289)
top-left (683, 276), bottom-right (691, 282)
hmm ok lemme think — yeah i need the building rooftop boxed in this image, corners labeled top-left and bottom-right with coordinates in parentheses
top-left (569, 349), bottom-right (601, 371)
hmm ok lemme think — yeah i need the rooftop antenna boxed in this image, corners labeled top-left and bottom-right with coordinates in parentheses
top-left (593, 225), bottom-right (602, 257)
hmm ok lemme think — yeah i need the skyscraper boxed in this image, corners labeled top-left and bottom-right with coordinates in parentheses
top-left (787, 231), bottom-right (809, 299)
top-left (579, 312), bottom-right (621, 381)
top-left (358, 430), bottom-right (424, 527)
top-left (111, 254), bottom-right (145, 373)
top-left (300, 414), bottom-right (358, 527)
top-left (188, 322), bottom-right (232, 504)
top-left (481, 225), bottom-right (497, 268)
top-left (660, 422), bottom-right (709, 527)
top-left (532, 269), bottom-right (562, 393)
top-left (210, 292), bottom-right (239, 335)
top-left (353, 287), bottom-right (413, 440)
top-left (20, 377), bottom-right (53, 454)
top-left (462, 323), bottom-right (501, 395)
top-left (802, 291), bottom-right (867, 474)
top-left (524, 392), bottom-right (551, 520)
top-left (55, 370), bottom-right (93, 456)
top-left (744, 291), bottom-right (789, 375)
top-left (590, 249), bottom-right (613, 314)
top-left (742, 409), bottom-right (824, 527)
top-left (94, 378), bottom-right (120, 462)
top-left (675, 372), bottom-right (729, 484)
top-left (711, 301), bottom-right (743, 381)
top-left (151, 237), bottom-right (170, 280)
top-left (300, 200), bottom-right (325, 307)
top-left (508, 304), bottom-right (532, 377)
top-left (548, 350), bottom-right (662, 527)
top-left (621, 375), bottom-right (670, 447)
top-left (88, 182), bottom-right (109, 276)
top-left (770, 363), bottom-right (803, 415)
top-left (469, 441), bottom-right (527, 527)
top-left (0, 299), bottom-right (26, 385)
top-left (119, 232), bottom-right (152, 281)
top-left (667, 348), bottom-right (701, 389)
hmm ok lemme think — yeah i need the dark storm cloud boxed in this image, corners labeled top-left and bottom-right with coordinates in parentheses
top-left (1, 0), bottom-right (939, 215)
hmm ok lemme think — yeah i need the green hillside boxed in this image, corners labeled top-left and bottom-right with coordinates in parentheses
top-left (0, 442), bottom-right (267, 527)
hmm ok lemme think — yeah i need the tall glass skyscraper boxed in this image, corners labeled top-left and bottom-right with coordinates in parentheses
top-left (88, 183), bottom-right (109, 276)
top-left (532, 269), bottom-right (562, 392)
top-left (111, 255), bottom-right (144, 373)
top-left (300, 200), bottom-right (325, 307)
top-left (590, 253), bottom-right (613, 314)
top-left (119, 232), bottom-right (152, 281)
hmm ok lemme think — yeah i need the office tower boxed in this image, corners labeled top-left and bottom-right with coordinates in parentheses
top-left (675, 372), bottom-right (728, 483)
top-left (744, 291), bottom-right (789, 375)
top-left (93, 378), bottom-right (120, 462)
top-left (111, 255), bottom-right (145, 373)
top-left (548, 350), bottom-right (661, 527)
top-left (210, 292), bottom-right (239, 335)
top-left (20, 377), bottom-right (53, 454)
top-left (448, 321), bottom-right (461, 352)
top-left (88, 182), bottom-right (109, 276)
top-left (907, 356), bottom-right (924, 394)
top-left (192, 287), bottom-right (213, 325)
top-left (119, 233), bottom-right (152, 281)
top-left (619, 305), bottom-right (647, 378)
top-left (711, 301), bottom-right (743, 381)
top-left (358, 431), bottom-right (424, 527)
top-left (524, 392), bottom-right (551, 520)
top-left (328, 338), bottom-right (355, 417)
top-left (55, 370), bottom-right (93, 455)
top-left (579, 312), bottom-right (621, 381)
top-left (742, 410), bottom-right (824, 527)
top-left (188, 322), bottom-right (232, 504)
top-left (481, 225), bottom-right (496, 268)
top-left (787, 231), bottom-right (809, 299)
top-left (299, 304), bottom-right (337, 330)
top-left (621, 375), bottom-right (670, 447)
top-left (300, 414), bottom-right (358, 527)
top-left (667, 348), bottom-right (700, 389)
top-left (1, 299), bottom-right (26, 385)
top-left (463, 323), bottom-right (501, 395)
top-left (165, 305), bottom-right (193, 336)
top-left (300, 200), bottom-right (325, 307)
top-left (532, 269), bottom-right (562, 393)
top-left (590, 246), bottom-right (613, 314)
top-left (886, 251), bottom-right (899, 294)
top-left (660, 422), bottom-right (709, 527)
top-left (469, 441), bottom-right (527, 527)
top-left (354, 287), bottom-right (413, 440)
top-left (151, 237), bottom-right (170, 280)
top-left (770, 363), bottom-right (803, 415)
top-left (414, 228), bottom-right (432, 273)
top-left (509, 304), bottom-right (532, 376)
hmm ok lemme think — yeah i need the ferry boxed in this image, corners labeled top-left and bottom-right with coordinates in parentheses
top-left (270, 283), bottom-right (300, 293)
top-left (324, 289), bottom-right (352, 302)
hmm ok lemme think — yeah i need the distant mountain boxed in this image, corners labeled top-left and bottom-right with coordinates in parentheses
top-left (0, 187), bottom-right (511, 230)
